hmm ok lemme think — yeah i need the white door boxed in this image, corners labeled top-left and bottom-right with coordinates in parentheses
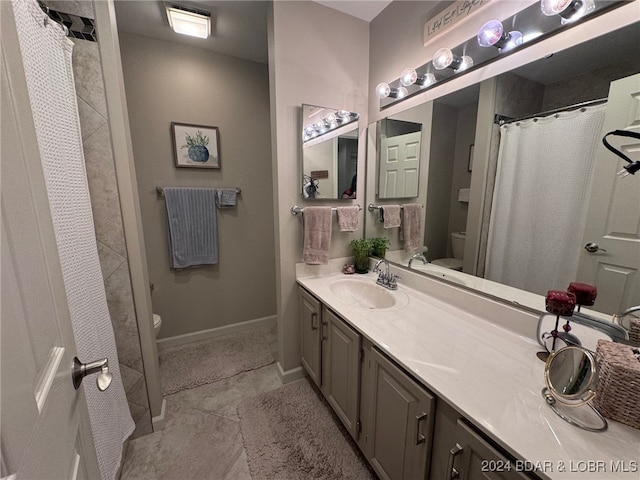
top-left (576, 73), bottom-right (640, 314)
top-left (0, 4), bottom-right (100, 478)
top-left (378, 131), bottom-right (421, 198)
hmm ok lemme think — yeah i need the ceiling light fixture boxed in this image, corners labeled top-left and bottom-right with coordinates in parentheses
top-left (400, 68), bottom-right (437, 88)
top-left (166, 4), bottom-right (211, 39)
top-left (540, 0), bottom-right (595, 24)
top-left (477, 20), bottom-right (523, 52)
top-left (432, 48), bottom-right (473, 72)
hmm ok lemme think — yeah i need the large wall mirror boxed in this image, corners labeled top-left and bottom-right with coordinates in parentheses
top-left (366, 21), bottom-right (640, 319)
top-left (301, 104), bottom-right (359, 199)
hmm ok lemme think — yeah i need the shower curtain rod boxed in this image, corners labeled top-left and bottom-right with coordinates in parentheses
top-left (494, 97), bottom-right (607, 126)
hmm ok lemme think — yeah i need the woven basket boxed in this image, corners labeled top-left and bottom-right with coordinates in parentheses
top-left (593, 339), bottom-right (640, 429)
top-left (629, 317), bottom-right (640, 347)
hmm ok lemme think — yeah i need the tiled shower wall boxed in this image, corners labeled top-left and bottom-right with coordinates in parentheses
top-left (46, 0), bottom-right (152, 438)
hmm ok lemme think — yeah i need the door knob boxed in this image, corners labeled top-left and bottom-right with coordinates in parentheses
top-left (72, 357), bottom-right (112, 391)
top-left (584, 242), bottom-right (607, 253)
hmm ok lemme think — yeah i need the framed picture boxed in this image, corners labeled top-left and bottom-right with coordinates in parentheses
top-left (467, 144), bottom-right (475, 172)
top-left (171, 122), bottom-right (220, 169)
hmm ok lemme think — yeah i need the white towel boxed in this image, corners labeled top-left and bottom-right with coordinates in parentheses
top-left (302, 207), bottom-right (332, 264)
top-left (336, 206), bottom-right (359, 232)
top-left (383, 205), bottom-right (401, 228)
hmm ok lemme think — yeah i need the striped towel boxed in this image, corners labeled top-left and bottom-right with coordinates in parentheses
top-left (163, 187), bottom-right (218, 268)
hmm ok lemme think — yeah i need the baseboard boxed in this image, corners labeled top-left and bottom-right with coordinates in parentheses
top-left (277, 362), bottom-right (307, 384)
top-left (151, 398), bottom-right (167, 432)
top-left (157, 315), bottom-right (277, 350)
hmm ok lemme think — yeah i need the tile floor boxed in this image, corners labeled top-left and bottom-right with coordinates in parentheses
top-left (120, 326), bottom-right (283, 480)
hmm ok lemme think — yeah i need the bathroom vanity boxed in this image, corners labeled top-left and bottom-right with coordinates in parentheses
top-left (296, 262), bottom-right (640, 480)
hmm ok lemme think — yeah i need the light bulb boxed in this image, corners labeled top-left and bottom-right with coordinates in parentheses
top-left (457, 56), bottom-right (473, 72)
top-left (477, 20), bottom-right (522, 52)
top-left (400, 68), bottom-right (418, 87)
top-left (540, 0), bottom-right (595, 24)
top-left (376, 82), bottom-right (407, 99)
top-left (400, 68), bottom-right (436, 88)
top-left (376, 82), bottom-right (391, 99)
top-left (325, 113), bottom-right (337, 125)
top-left (433, 48), bottom-right (473, 72)
top-left (432, 48), bottom-right (454, 70)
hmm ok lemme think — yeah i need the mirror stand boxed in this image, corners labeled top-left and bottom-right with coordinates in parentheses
top-left (542, 345), bottom-right (608, 432)
top-left (541, 388), bottom-right (608, 432)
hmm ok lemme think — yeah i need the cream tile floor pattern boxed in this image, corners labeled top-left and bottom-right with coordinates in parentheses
top-left (121, 326), bottom-right (282, 480)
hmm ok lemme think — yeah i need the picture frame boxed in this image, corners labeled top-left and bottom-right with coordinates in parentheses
top-left (467, 143), bottom-right (475, 172)
top-left (171, 122), bottom-right (221, 169)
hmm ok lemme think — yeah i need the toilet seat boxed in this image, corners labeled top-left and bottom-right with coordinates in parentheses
top-left (431, 258), bottom-right (463, 271)
top-left (153, 313), bottom-right (162, 329)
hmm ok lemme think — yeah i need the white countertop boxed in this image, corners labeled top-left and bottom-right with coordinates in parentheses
top-left (296, 269), bottom-right (640, 480)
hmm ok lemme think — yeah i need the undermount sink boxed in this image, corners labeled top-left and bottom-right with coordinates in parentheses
top-left (329, 278), bottom-right (408, 309)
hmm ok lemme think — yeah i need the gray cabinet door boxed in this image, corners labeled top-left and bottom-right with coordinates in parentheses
top-left (299, 287), bottom-right (321, 387)
top-left (368, 347), bottom-right (435, 480)
top-left (446, 419), bottom-right (532, 480)
top-left (322, 307), bottom-right (361, 440)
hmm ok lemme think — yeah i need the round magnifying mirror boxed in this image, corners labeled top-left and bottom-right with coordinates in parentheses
top-left (542, 346), bottom-right (607, 431)
top-left (545, 345), bottom-right (596, 403)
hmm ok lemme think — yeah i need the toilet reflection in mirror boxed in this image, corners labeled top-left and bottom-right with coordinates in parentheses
top-left (301, 104), bottom-right (359, 200)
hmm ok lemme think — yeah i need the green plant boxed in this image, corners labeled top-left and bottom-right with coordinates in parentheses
top-left (181, 130), bottom-right (209, 149)
top-left (369, 236), bottom-right (390, 257)
top-left (349, 238), bottom-right (372, 255)
top-left (349, 238), bottom-right (372, 274)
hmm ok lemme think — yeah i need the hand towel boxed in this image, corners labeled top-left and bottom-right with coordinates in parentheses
top-left (382, 205), bottom-right (401, 229)
top-left (164, 187), bottom-right (218, 268)
top-left (336, 206), bottom-right (359, 232)
top-left (303, 207), bottom-right (333, 265)
top-left (402, 203), bottom-right (422, 252)
top-left (215, 188), bottom-right (237, 208)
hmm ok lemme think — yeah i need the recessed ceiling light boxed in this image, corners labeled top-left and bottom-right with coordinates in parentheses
top-left (166, 4), bottom-right (211, 39)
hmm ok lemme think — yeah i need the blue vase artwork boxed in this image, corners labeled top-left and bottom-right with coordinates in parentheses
top-left (181, 130), bottom-right (210, 163)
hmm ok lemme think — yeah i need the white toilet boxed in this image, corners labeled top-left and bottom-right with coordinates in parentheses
top-left (153, 313), bottom-right (162, 337)
top-left (432, 232), bottom-right (466, 271)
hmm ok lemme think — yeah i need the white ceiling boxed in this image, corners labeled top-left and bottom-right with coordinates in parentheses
top-left (113, 0), bottom-right (393, 65)
top-left (314, 0), bottom-right (392, 22)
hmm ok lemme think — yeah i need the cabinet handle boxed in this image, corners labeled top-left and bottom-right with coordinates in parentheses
top-left (321, 320), bottom-right (328, 340)
top-left (311, 312), bottom-right (318, 330)
top-left (446, 443), bottom-right (463, 480)
top-left (414, 412), bottom-right (428, 445)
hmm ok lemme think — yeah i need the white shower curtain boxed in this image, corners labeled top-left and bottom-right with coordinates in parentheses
top-left (485, 104), bottom-right (606, 295)
top-left (12, 1), bottom-right (134, 479)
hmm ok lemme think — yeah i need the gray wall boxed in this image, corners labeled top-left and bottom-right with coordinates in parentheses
top-left (119, 32), bottom-right (276, 339)
top-left (46, 1), bottom-right (152, 438)
top-left (425, 103), bottom-right (457, 260)
top-left (269, 1), bottom-right (369, 376)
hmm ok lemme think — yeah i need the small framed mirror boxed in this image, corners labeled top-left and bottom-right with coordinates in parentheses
top-left (542, 346), bottom-right (607, 431)
top-left (301, 104), bottom-right (359, 200)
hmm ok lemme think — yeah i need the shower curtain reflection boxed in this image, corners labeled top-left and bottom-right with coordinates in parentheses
top-left (485, 104), bottom-right (607, 295)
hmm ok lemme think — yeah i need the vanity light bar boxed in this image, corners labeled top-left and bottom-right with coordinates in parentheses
top-left (303, 111), bottom-right (359, 142)
top-left (378, 0), bottom-right (625, 109)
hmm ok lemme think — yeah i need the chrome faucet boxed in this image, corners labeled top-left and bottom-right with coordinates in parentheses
top-left (408, 253), bottom-right (428, 268)
top-left (613, 305), bottom-right (640, 330)
top-left (373, 259), bottom-right (400, 290)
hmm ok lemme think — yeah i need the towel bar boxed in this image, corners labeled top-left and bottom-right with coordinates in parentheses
top-left (290, 204), bottom-right (362, 216)
top-left (156, 186), bottom-right (241, 196)
top-left (367, 203), bottom-right (423, 212)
